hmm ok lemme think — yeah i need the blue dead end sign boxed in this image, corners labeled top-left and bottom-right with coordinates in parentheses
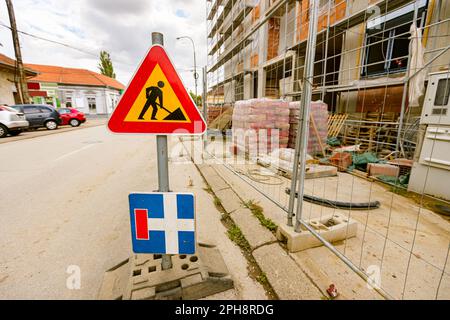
top-left (129, 192), bottom-right (195, 254)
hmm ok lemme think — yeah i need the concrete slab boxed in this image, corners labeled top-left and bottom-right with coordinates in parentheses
top-left (202, 171), bottom-right (230, 193)
top-left (196, 164), bottom-right (217, 179)
top-left (231, 208), bottom-right (277, 249)
top-left (306, 165), bottom-right (338, 179)
top-left (253, 243), bottom-right (323, 300)
top-left (290, 248), bottom-right (384, 300)
top-left (215, 188), bottom-right (244, 214)
top-left (277, 214), bottom-right (358, 252)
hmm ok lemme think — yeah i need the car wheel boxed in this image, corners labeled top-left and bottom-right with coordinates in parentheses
top-left (45, 120), bottom-right (58, 130)
top-left (0, 124), bottom-right (7, 138)
top-left (69, 119), bottom-right (80, 127)
top-left (9, 130), bottom-right (21, 136)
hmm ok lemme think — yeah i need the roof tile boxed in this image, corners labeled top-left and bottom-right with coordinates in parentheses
top-left (25, 63), bottom-right (125, 90)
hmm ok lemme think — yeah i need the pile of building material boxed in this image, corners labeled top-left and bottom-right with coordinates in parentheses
top-left (288, 100), bottom-right (328, 156)
top-left (207, 105), bottom-right (232, 125)
top-left (208, 108), bottom-right (233, 132)
top-left (232, 98), bottom-right (290, 155)
top-left (340, 112), bottom-right (399, 154)
top-left (257, 148), bottom-right (337, 179)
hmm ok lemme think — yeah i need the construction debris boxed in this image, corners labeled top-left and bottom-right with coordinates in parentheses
top-left (327, 284), bottom-right (339, 299)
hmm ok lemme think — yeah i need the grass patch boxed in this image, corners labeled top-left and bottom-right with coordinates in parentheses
top-left (243, 200), bottom-right (277, 232)
top-left (198, 177), bottom-right (278, 299)
top-left (256, 272), bottom-right (269, 285)
top-left (389, 186), bottom-right (409, 197)
top-left (227, 225), bottom-right (251, 251)
top-left (203, 186), bottom-right (213, 194)
top-left (204, 183), bottom-right (226, 214)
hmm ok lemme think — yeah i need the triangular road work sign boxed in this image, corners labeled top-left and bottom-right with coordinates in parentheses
top-left (108, 45), bottom-right (206, 135)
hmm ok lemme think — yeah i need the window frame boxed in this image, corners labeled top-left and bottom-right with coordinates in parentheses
top-left (361, 2), bottom-right (428, 78)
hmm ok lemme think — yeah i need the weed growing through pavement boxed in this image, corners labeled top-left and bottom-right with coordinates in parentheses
top-left (243, 200), bottom-right (277, 232)
top-left (227, 225), bottom-right (251, 251)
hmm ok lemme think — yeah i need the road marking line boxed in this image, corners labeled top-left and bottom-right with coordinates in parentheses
top-left (54, 144), bottom-right (95, 162)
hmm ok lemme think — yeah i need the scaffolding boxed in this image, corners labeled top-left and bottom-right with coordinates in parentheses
top-left (204, 0), bottom-right (450, 299)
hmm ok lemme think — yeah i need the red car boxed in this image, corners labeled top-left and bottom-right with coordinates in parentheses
top-left (58, 108), bottom-right (86, 127)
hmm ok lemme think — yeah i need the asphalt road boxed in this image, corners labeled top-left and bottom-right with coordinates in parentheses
top-left (0, 125), bottom-right (155, 299)
top-left (0, 125), bottom-right (265, 299)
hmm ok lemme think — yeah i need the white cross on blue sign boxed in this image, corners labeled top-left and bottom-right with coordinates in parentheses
top-left (129, 192), bottom-right (196, 254)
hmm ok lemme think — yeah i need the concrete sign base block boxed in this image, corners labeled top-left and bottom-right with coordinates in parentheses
top-left (276, 214), bottom-right (358, 252)
top-left (98, 243), bottom-right (234, 300)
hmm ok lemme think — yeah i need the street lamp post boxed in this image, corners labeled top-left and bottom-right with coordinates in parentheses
top-left (176, 36), bottom-right (198, 99)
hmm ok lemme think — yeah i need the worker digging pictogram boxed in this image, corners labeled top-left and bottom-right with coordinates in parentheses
top-left (138, 80), bottom-right (187, 121)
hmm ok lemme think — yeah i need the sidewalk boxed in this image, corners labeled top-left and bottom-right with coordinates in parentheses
top-left (180, 137), bottom-right (385, 300)
top-left (164, 136), bottom-right (268, 299)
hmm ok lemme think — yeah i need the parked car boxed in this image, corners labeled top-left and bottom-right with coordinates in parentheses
top-left (9, 104), bottom-right (61, 130)
top-left (58, 108), bottom-right (86, 127)
top-left (0, 105), bottom-right (29, 138)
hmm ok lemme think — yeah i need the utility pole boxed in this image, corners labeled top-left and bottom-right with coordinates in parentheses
top-left (202, 66), bottom-right (208, 149)
top-left (6, 0), bottom-right (30, 104)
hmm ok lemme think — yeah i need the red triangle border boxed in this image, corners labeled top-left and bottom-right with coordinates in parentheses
top-left (108, 45), bottom-right (206, 135)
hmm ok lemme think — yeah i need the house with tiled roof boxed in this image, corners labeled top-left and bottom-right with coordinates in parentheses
top-left (0, 53), bottom-right (37, 105)
top-left (25, 63), bottom-right (125, 115)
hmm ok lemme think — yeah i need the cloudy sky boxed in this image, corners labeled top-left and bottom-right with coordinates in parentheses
top-left (0, 0), bottom-right (207, 93)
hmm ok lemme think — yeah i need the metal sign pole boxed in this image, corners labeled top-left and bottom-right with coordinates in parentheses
top-left (202, 66), bottom-right (208, 149)
top-left (152, 32), bottom-right (172, 270)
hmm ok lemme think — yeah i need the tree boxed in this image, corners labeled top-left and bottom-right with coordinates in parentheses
top-left (98, 50), bottom-right (116, 79)
top-left (189, 91), bottom-right (202, 107)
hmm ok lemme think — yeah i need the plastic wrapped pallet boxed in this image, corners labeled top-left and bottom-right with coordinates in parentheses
top-left (288, 100), bottom-right (328, 155)
top-left (232, 98), bottom-right (290, 155)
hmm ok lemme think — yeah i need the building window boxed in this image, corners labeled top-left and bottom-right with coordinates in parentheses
top-left (362, 1), bottom-right (427, 77)
top-left (87, 97), bottom-right (96, 113)
top-left (434, 78), bottom-right (450, 107)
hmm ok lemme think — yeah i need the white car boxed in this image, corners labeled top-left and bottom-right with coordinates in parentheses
top-left (0, 105), bottom-right (29, 138)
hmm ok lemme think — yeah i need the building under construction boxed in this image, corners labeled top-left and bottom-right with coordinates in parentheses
top-left (206, 0), bottom-right (450, 199)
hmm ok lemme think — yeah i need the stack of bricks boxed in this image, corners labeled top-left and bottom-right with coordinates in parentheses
top-left (288, 101), bottom-right (328, 155)
top-left (232, 98), bottom-right (290, 155)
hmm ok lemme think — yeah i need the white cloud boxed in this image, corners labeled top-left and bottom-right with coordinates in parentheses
top-left (0, 0), bottom-right (207, 94)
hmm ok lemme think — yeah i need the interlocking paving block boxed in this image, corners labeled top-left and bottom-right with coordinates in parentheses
top-left (231, 208), bottom-right (276, 249)
top-left (98, 243), bottom-right (233, 300)
top-left (276, 213), bottom-right (358, 252)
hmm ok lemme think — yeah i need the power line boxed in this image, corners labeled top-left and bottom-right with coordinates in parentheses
top-left (0, 22), bottom-right (201, 72)
top-left (0, 21), bottom-right (99, 58)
